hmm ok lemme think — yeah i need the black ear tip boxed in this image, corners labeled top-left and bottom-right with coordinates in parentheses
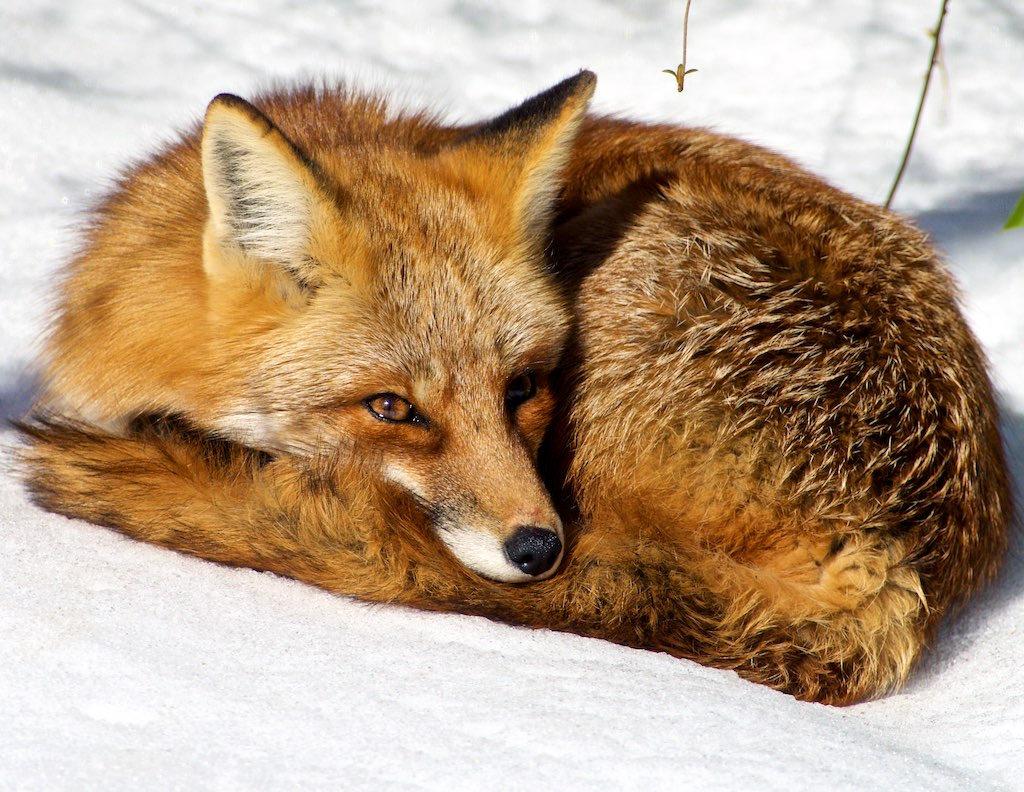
top-left (546, 69), bottom-right (597, 107)
top-left (208, 93), bottom-right (247, 112)
top-left (457, 69), bottom-right (597, 144)
top-left (547, 69), bottom-right (596, 100)
top-left (575, 69), bottom-right (598, 90)
top-left (204, 93), bottom-right (270, 127)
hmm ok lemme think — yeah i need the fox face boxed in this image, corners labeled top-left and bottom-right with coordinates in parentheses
top-left (197, 74), bottom-right (596, 581)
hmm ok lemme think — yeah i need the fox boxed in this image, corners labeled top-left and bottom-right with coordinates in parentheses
top-left (18, 70), bottom-right (1011, 705)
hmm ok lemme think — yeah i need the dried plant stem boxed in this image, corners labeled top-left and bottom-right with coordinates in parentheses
top-left (663, 0), bottom-right (697, 92)
top-left (885, 0), bottom-right (949, 209)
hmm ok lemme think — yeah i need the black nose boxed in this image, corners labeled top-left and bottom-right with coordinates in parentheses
top-left (504, 526), bottom-right (562, 576)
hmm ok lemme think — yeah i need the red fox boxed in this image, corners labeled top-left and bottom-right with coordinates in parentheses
top-left (20, 71), bottom-right (1011, 704)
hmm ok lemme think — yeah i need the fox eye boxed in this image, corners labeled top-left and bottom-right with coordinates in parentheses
top-left (365, 393), bottom-right (418, 423)
top-left (506, 371), bottom-right (537, 408)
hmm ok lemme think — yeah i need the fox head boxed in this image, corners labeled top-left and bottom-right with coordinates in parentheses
top-left (198, 72), bottom-right (596, 582)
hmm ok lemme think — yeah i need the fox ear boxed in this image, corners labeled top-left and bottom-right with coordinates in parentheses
top-left (456, 70), bottom-right (596, 248)
top-left (201, 94), bottom-right (335, 287)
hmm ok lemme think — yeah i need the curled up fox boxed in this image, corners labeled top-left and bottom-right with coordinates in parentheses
top-left (19, 70), bottom-right (1011, 704)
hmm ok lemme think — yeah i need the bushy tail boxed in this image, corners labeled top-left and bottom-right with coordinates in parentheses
top-left (16, 417), bottom-right (925, 704)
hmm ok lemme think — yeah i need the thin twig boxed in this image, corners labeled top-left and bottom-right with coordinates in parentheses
top-left (663, 0), bottom-right (697, 92)
top-left (683, 0), bottom-right (693, 77)
top-left (885, 0), bottom-right (949, 209)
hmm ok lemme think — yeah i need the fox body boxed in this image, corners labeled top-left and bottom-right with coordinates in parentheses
top-left (23, 72), bottom-right (1011, 704)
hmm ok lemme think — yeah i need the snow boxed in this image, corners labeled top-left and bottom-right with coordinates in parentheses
top-left (1, 0), bottom-right (1022, 789)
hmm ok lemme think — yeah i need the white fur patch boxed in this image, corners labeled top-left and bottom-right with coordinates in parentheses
top-left (211, 410), bottom-right (279, 449)
top-left (37, 390), bottom-right (130, 435)
top-left (383, 464), bottom-right (426, 499)
top-left (438, 526), bottom-right (535, 583)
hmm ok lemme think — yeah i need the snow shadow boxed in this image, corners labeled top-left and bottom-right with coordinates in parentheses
top-left (915, 188), bottom-right (1020, 243)
top-left (0, 369), bottom-right (39, 422)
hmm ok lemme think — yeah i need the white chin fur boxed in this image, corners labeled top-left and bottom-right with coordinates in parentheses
top-left (438, 526), bottom-right (560, 583)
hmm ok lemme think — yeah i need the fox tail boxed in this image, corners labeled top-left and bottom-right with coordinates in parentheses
top-left (16, 416), bottom-right (926, 704)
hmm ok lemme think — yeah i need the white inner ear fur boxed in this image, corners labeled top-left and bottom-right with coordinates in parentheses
top-left (202, 108), bottom-right (315, 270)
top-left (515, 109), bottom-right (589, 247)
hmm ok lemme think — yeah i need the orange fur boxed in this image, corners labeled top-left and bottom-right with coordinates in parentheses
top-left (20, 72), bottom-right (1012, 704)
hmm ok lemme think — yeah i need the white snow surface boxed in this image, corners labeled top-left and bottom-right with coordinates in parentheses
top-left (1, 1), bottom-right (1022, 789)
